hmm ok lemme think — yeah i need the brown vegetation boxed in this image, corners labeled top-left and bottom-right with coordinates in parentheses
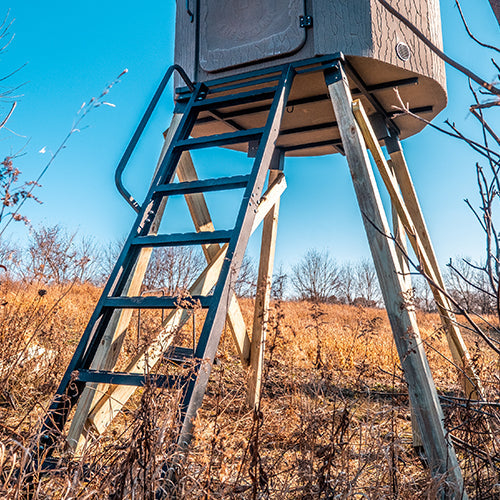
top-left (0, 278), bottom-right (498, 498)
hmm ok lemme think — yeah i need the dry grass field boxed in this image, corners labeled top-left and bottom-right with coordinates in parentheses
top-left (0, 280), bottom-right (499, 498)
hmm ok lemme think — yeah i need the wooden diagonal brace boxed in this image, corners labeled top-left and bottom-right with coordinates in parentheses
top-left (68, 113), bottom-right (258, 449)
top-left (84, 169), bottom-right (287, 437)
top-left (88, 243), bottom-right (229, 434)
top-left (175, 152), bottom-right (250, 363)
top-left (66, 114), bottom-right (184, 450)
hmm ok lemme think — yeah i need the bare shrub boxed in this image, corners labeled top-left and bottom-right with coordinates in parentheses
top-left (291, 249), bottom-right (342, 302)
top-left (352, 258), bottom-right (381, 307)
top-left (23, 225), bottom-right (97, 285)
top-left (446, 256), bottom-right (497, 315)
top-left (412, 274), bottom-right (437, 312)
top-left (233, 255), bottom-right (257, 298)
top-left (144, 246), bottom-right (204, 294)
top-left (0, 290), bottom-right (498, 497)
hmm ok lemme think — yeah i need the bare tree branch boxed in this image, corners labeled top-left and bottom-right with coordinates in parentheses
top-left (374, 0), bottom-right (500, 96)
top-left (447, 259), bottom-right (496, 299)
top-left (445, 119), bottom-right (500, 160)
top-left (391, 89), bottom-right (500, 160)
top-left (470, 100), bottom-right (500, 110)
top-left (455, 0), bottom-right (500, 54)
top-left (361, 210), bottom-right (500, 356)
top-left (0, 62), bottom-right (27, 83)
top-left (470, 108), bottom-right (500, 147)
top-left (0, 101), bottom-right (16, 130)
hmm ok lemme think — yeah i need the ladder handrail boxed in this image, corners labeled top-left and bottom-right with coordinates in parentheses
top-left (115, 64), bottom-right (195, 212)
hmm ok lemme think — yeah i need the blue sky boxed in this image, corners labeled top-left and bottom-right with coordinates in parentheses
top-left (1, 1), bottom-right (499, 272)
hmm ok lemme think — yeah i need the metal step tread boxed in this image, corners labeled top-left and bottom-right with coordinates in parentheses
top-left (163, 345), bottom-right (196, 364)
top-left (191, 85), bottom-right (278, 111)
top-left (154, 174), bottom-right (250, 197)
top-left (103, 295), bottom-right (212, 309)
top-left (75, 369), bottom-right (186, 388)
top-left (132, 229), bottom-right (233, 247)
top-left (175, 128), bottom-right (264, 151)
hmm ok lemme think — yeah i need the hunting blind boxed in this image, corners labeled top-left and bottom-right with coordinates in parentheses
top-left (34, 1), bottom-right (477, 497)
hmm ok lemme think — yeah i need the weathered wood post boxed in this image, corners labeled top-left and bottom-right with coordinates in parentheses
top-left (325, 63), bottom-right (466, 497)
top-left (247, 151), bottom-right (284, 408)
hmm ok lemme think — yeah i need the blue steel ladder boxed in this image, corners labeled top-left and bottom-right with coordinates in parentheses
top-left (36, 64), bottom-right (295, 473)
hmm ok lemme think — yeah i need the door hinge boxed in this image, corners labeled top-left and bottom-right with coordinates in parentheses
top-left (299, 15), bottom-right (313, 28)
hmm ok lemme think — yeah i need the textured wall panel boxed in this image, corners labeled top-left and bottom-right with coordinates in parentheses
top-left (370, 0), bottom-right (444, 85)
top-left (174, 0), bottom-right (447, 148)
top-left (312, 0), bottom-right (373, 57)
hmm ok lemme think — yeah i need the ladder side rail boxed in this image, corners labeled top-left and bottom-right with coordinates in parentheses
top-left (67, 115), bottom-right (184, 451)
top-left (173, 65), bottom-right (296, 455)
top-left (77, 85), bottom-right (204, 370)
top-left (194, 67), bottom-right (295, 360)
top-left (39, 83), bottom-right (206, 450)
top-left (86, 175), bottom-right (288, 437)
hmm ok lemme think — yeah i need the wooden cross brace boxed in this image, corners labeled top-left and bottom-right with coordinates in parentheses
top-left (67, 114), bottom-right (286, 450)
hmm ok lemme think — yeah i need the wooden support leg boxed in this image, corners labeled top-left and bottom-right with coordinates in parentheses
top-left (325, 66), bottom-right (466, 498)
top-left (389, 161), bottom-right (412, 290)
top-left (246, 153), bottom-right (283, 408)
top-left (352, 103), bottom-right (481, 400)
top-left (385, 135), bottom-right (481, 400)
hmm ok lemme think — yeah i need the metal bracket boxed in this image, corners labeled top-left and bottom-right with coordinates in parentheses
top-left (369, 113), bottom-right (391, 142)
top-left (299, 15), bottom-right (313, 28)
top-left (385, 132), bottom-right (402, 155)
top-left (196, 83), bottom-right (209, 100)
top-left (247, 140), bottom-right (260, 158)
top-left (323, 63), bottom-right (344, 86)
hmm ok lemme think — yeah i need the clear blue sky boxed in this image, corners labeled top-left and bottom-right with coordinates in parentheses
top-left (1, 1), bottom-right (499, 272)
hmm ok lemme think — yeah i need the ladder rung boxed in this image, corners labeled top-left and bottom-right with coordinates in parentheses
top-left (163, 346), bottom-right (195, 364)
top-left (133, 230), bottom-right (232, 247)
top-left (191, 86), bottom-right (278, 111)
top-left (103, 295), bottom-right (212, 309)
top-left (154, 174), bottom-right (250, 197)
top-left (75, 369), bottom-right (185, 388)
top-left (175, 128), bottom-right (264, 151)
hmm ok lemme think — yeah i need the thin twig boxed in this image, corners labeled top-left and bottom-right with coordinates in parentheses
top-left (470, 101), bottom-right (500, 110)
top-left (447, 259), bottom-right (496, 299)
top-left (0, 69), bottom-right (127, 237)
top-left (391, 89), bottom-right (500, 160)
top-left (0, 101), bottom-right (16, 130)
top-left (0, 63), bottom-right (27, 83)
top-left (455, 0), bottom-right (500, 54)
